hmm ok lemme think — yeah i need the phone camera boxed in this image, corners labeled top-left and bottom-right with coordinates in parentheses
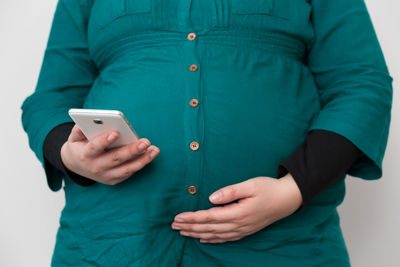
top-left (93, 119), bottom-right (103, 124)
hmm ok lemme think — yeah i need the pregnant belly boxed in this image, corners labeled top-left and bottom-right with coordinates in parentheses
top-left (73, 55), bottom-right (323, 231)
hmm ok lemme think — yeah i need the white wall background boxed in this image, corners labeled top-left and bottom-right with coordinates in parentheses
top-left (0, 0), bottom-right (398, 266)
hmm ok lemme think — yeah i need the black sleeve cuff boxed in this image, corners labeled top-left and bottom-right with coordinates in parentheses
top-left (277, 129), bottom-right (362, 213)
top-left (43, 122), bottom-right (96, 187)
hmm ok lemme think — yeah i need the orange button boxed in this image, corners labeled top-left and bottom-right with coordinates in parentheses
top-left (189, 98), bottom-right (199, 107)
top-left (189, 64), bottom-right (198, 71)
top-left (187, 32), bottom-right (196, 41)
top-left (187, 185), bottom-right (197, 194)
top-left (190, 141), bottom-right (199, 151)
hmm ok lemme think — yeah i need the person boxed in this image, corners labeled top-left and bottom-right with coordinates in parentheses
top-left (20, 0), bottom-right (393, 266)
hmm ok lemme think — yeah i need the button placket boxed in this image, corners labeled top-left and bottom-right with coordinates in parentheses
top-left (182, 30), bottom-right (203, 200)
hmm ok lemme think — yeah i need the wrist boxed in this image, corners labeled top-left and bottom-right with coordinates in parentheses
top-left (278, 173), bottom-right (304, 208)
top-left (60, 142), bottom-right (73, 172)
top-left (60, 142), bottom-right (96, 186)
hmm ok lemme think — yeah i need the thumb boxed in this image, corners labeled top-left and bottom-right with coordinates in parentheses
top-left (69, 124), bottom-right (87, 142)
top-left (209, 181), bottom-right (252, 204)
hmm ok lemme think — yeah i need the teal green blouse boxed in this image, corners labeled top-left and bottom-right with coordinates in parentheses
top-left (21, 0), bottom-right (393, 266)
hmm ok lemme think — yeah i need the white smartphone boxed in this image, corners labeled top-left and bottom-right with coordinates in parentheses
top-left (68, 108), bottom-right (139, 149)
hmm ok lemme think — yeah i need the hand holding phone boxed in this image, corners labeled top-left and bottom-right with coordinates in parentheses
top-left (68, 108), bottom-right (139, 149)
top-left (60, 109), bottom-right (160, 185)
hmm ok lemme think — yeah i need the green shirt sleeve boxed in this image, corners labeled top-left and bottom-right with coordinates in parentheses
top-left (20, 0), bottom-right (97, 191)
top-left (306, 0), bottom-right (393, 180)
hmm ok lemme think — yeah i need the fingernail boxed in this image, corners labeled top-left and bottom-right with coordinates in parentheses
top-left (180, 231), bottom-right (189, 236)
top-left (108, 133), bottom-right (117, 142)
top-left (149, 148), bottom-right (159, 159)
top-left (210, 191), bottom-right (222, 201)
top-left (175, 217), bottom-right (185, 223)
top-left (138, 142), bottom-right (148, 152)
top-left (172, 224), bottom-right (181, 230)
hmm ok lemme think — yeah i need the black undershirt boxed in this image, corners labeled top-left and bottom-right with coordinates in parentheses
top-left (43, 122), bottom-right (362, 211)
top-left (43, 123), bottom-right (96, 187)
top-left (276, 129), bottom-right (362, 212)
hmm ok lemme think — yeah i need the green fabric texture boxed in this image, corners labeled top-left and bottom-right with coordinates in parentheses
top-left (20, 0), bottom-right (393, 266)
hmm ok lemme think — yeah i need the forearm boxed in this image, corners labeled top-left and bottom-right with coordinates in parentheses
top-left (277, 129), bottom-right (363, 212)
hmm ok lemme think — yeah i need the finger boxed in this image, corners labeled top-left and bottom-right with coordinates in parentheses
top-left (101, 145), bottom-right (160, 180)
top-left (180, 230), bottom-right (241, 241)
top-left (83, 130), bottom-right (119, 158)
top-left (171, 222), bottom-right (240, 234)
top-left (174, 203), bottom-right (242, 224)
top-left (200, 236), bottom-right (243, 243)
top-left (95, 138), bottom-right (151, 169)
top-left (69, 125), bottom-right (87, 142)
top-left (208, 180), bottom-right (256, 205)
